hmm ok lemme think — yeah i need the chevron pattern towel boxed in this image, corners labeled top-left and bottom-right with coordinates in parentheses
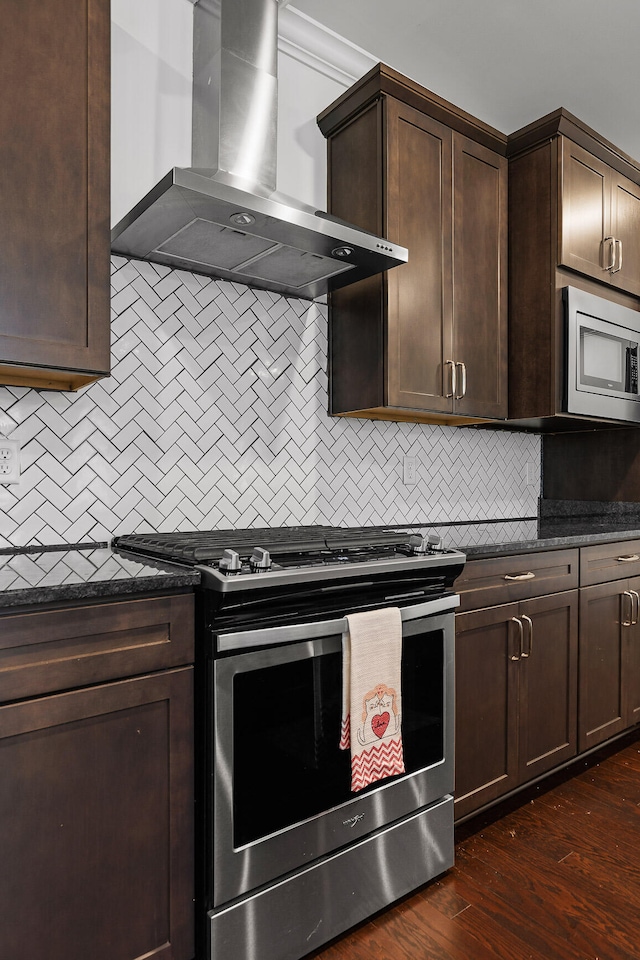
top-left (339, 607), bottom-right (405, 792)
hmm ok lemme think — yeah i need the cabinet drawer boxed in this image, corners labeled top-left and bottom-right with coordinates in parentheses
top-left (580, 540), bottom-right (640, 586)
top-left (0, 593), bottom-right (194, 703)
top-left (455, 549), bottom-right (579, 612)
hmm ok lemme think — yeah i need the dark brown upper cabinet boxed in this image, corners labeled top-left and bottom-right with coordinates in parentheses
top-left (507, 109), bottom-right (640, 430)
top-left (0, 0), bottom-right (110, 391)
top-left (317, 64), bottom-right (508, 425)
top-left (560, 139), bottom-right (640, 298)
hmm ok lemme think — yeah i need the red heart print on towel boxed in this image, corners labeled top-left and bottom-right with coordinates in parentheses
top-left (371, 712), bottom-right (390, 739)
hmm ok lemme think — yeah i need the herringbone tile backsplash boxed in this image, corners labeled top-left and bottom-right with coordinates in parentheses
top-left (0, 257), bottom-right (540, 548)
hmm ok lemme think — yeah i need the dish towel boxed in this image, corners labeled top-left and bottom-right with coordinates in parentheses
top-left (339, 606), bottom-right (405, 792)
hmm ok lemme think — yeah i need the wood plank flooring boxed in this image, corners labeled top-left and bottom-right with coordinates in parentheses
top-left (308, 734), bottom-right (640, 960)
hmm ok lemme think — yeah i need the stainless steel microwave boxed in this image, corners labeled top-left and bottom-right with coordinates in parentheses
top-left (565, 286), bottom-right (640, 423)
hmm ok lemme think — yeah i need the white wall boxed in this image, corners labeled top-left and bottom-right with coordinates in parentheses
top-left (111, 0), bottom-right (194, 226)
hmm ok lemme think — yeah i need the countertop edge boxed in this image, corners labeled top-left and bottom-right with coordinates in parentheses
top-left (0, 571), bottom-right (200, 611)
top-left (461, 527), bottom-right (640, 560)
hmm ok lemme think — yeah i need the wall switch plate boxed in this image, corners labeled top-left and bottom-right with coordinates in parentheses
top-left (525, 461), bottom-right (537, 486)
top-left (403, 455), bottom-right (417, 486)
top-left (0, 439), bottom-right (21, 484)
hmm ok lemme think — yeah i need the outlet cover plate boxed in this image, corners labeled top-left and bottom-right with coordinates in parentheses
top-left (0, 439), bottom-right (21, 484)
top-left (403, 456), bottom-right (417, 486)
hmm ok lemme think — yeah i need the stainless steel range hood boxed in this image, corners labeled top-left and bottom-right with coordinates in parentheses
top-left (111, 0), bottom-right (408, 301)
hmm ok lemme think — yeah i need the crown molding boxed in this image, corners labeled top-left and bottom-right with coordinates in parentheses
top-left (186, 1), bottom-right (377, 87)
top-left (278, 6), bottom-right (377, 87)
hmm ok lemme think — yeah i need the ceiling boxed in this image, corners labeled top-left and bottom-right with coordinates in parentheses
top-left (289, 0), bottom-right (640, 164)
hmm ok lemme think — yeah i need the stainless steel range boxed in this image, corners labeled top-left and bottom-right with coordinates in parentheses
top-left (113, 526), bottom-right (465, 960)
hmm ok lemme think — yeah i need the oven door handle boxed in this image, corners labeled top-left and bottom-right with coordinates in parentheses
top-left (214, 594), bottom-right (461, 652)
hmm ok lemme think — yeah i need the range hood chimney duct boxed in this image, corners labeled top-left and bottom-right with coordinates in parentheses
top-left (111, 0), bottom-right (408, 301)
top-left (192, 0), bottom-right (279, 194)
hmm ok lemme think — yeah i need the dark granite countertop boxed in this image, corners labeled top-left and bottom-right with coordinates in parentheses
top-left (0, 543), bottom-right (200, 610)
top-left (418, 501), bottom-right (640, 560)
top-left (4, 503), bottom-right (640, 607)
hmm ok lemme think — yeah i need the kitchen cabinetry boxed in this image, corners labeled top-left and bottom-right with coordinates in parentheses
top-left (0, 0), bottom-right (110, 390)
top-left (578, 541), bottom-right (640, 751)
top-left (0, 593), bottom-right (195, 960)
top-left (317, 63), bottom-right (508, 425)
top-left (507, 109), bottom-right (640, 428)
top-left (454, 550), bottom-right (579, 821)
top-left (561, 139), bottom-right (640, 297)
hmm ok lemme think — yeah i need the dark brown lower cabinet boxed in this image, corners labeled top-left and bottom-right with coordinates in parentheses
top-left (0, 594), bottom-right (195, 960)
top-left (455, 590), bottom-right (578, 821)
top-left (0, 668), bottom-right (194, 960)
top-left (579, 576), bottom-right (640, 752)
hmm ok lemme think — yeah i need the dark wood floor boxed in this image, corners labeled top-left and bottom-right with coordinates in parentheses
top-left (308, 734), bottom-right (640, 960)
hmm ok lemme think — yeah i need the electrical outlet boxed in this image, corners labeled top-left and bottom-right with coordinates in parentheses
top-left (0, 439), bottom-right (21, 484)
top-left (525, 461), bottom-right (537, 486)
top-left (403, 456), bottom-right (417, 486)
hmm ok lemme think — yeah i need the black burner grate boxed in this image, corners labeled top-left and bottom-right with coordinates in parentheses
top-left (113, 525), bottom-right (414, 564)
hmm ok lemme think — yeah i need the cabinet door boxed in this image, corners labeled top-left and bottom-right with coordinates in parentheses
top-left (579, 580), bottom-right (628, 752)
top-left (610, 172), bottom-right (640, 297)
top-left (559, 138), bottom-right (611, 283)
top-left (0, 0), bottom-right (110, 389)
top-left (517, 591), bottom-right (578, 783)
top-left (0, 669), bottom-right (194, 960)
top-left (624, 575), bottom-right (640, 727)
top-left (454, 604), bottom-right (519, 820)
top-left (452, 134), bottom-right (508, 419)
top-left (386, 100), bottom-right (453, 412)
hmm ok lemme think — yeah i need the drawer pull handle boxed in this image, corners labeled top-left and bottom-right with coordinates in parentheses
top-left (617, 555), bottom-right (640, 563)
top-left (504, 572), bottom-right (535, 581)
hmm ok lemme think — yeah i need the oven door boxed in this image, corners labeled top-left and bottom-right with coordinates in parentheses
top-left (209, 595), bottom-right (457, 907)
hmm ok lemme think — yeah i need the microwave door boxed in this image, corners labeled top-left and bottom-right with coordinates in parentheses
top-left (564, 285), bottom-right (640, 423)
top-left (579, 326), bottom-right (633, 393)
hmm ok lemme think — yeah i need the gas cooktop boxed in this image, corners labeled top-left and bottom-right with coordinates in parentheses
top-left (113, 525), bottom-right (466, 592)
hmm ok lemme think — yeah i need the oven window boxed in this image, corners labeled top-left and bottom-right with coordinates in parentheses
top-left (232, 628), bottom-right (444, 847)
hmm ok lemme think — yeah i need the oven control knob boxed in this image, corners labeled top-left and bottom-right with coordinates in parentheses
top-left (408, 535), bottom-right (428, 555)
top-left (408, 534), bottom-right (443, 555)
top-left (427, 533), bottom-right (443, 553)
top-left (219, 549), bottom-right (242, 575)
top-left (249, 547), bottom-right (272, 573)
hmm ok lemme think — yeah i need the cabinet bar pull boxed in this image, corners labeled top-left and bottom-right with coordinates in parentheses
top-left (504, 571), bottom-right (536, 581)
top-left (521, 615), bottom-right (533, 657)
top-left (455, 361), bottom-right (467, 400)
top-left (510, 617), bottom-right (523, 660)
top-left (622, 591), bottom-right (634, 627)
top-left (612, 238), bottom-right (623, 274)
top-left (616, 555), bottom-right (640, 563)
top-left (630, 589), bottom-right (640, 625)
top-left (603, 236), bottom-right (616, 271)
top-left (445, 360), bottom-right (456, 398)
